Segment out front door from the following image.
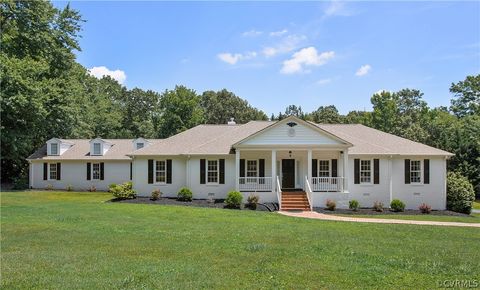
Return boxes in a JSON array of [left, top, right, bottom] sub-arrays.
[[282, 159, 295, 189]]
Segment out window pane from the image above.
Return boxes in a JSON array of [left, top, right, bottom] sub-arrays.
[[360, 160, 371, 183], [136, 143, 144, 150], [93, 143, 101, 155], [318, 160, 329, 177], [51, 144, 58, 155], [155, 160, 166, 183], [207, 160, 218, 183], [247, 160, 257, 178], [49, 163, 57, 179], [92, 163, 100, 180], [410, 160, 421, 183]]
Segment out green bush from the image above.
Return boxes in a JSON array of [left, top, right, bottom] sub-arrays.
[[326, 199, 336, 211], [12, 176, 29, 190], [447, 172, 475, 214], [177, 187, 193, 201], [109, 182, 136, 199], [373, 201, 384, 212], [225, 191, 243, 209], [390, 199, 405, 212], [419, 203, 432, 214], [349, 200, 359, 211], [151, 189, 161, 201], [246, 194, 259, 210]]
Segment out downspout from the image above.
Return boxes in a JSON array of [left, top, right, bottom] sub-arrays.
[[389, 155, 393, 204], [28, 160, 33, 189]]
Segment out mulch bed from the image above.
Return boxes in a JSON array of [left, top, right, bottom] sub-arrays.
[[110, 196, 278, 211], [314, 208, 471, 217]]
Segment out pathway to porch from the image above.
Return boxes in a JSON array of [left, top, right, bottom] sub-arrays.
[[278, 211, 480, 228]]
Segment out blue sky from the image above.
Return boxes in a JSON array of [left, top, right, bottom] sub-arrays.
[[56, 1, 479, 115]]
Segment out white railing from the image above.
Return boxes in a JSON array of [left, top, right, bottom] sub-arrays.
[[238, 177, 272, 191], [304, 176, 313, 211], [311, 177, 344, 192], [276, 176, 282, 210]]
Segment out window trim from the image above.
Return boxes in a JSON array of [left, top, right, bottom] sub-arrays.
[[50, 143, 59, 155], [359, 159, 372, 184], [91, 163, 101, 180], [48, 163, 58, 180], [410, 159, 423, 184], [206, 159, 219, 185], [93, 143, 102, 155], [154, 160, 167, 184], [317, 159, 331, 178]]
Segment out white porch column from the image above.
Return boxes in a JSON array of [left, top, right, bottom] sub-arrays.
[[307, 149, 312, 183], [235, 149, 240, 191], [271, 149, 277, 192], [343, 148, 349, 192]]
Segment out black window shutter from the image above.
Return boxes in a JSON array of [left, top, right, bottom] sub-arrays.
[[404, 159, 410, 184], [354, 159, 360, 184], [100, 162, 104, 180], [130, 162, 132, 180], [373, 159, 379, 184], [167, 159, 172, 184], [331, 159, 338, 177], [312, 159, 318, 178], [219, 159, 225, 184], [424, 159, 430, 184], [200, 159, 206, 184], [148, 159, 153, 184], [43, 163, 48, 180], [57, 163, 61, 180], [239, 159, 245, 177], [87, 162, 91, 180], [259, 159, 265, 177]]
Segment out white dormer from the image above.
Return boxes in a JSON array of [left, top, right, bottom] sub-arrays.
[[46, 138, 73, 156], [89, 138, 112, 156], [132, 137, 150, 151]]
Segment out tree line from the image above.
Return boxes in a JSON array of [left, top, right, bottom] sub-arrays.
[[1, 1, 479, 197]]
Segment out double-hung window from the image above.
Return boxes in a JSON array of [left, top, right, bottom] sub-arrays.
[[207, 160, 219, 184], [318, 160, 330, 177], [410, 160, 422, 183], [49, 163, 57, 180], [246, 160, 257, 183], [155, 160, 166, 183], [93, 143, 101, 155], [92, 163, 100, 180], [360, 159, 371, 184], [51, 143, 58, 155]]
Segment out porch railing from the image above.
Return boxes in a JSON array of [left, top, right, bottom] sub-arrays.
[[304, 176, 313, 211], [276, 176, 282, 210], [238, 177, 272, 191], [311, 177, 344, 192]]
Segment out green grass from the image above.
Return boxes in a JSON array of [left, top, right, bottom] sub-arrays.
[[2, 191, 480, 289], [474, 200, 480, 210], [335, 213, 480, 223]]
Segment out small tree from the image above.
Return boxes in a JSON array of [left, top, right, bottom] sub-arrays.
[[447, 172, 475, 214]]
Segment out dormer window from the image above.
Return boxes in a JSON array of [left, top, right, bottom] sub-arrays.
[[136, 143, 144, 150], [93, 143, 101, 155], [51, 143, 58, 155]]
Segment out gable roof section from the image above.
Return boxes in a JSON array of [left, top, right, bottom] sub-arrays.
[[233, 116, 352, 147], [315, 123, 454, 156], [28, 139, 163, 160]]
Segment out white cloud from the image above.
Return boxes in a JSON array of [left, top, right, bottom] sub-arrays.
[[324, 1, 353, 17], [281, 47, 335, 74], [242, 29, 262, 37], [262, 34, 306, 58], [88, 66, 126, 84], [217, 51, 257, 65], [316, 78, 332, 85], [270, 29, 288, 37], [355, 64, 371, 76]]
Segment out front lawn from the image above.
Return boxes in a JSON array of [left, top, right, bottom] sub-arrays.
[[2, 191, 480, 289], [335, 213, 480, 223], [474, 200, 480, 210]]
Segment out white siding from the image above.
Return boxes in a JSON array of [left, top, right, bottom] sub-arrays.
[[133, 157, 186, 197], [31, 160, 131, 191], [187, 156, 236, 199], [242, 122, 342, 145]]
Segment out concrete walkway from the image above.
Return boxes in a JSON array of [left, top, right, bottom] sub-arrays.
[[472, 209, 480, 214], [278, 211, 480, 228]]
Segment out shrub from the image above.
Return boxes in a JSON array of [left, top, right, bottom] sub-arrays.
[[177, 187, 193, 201], [373, 201, 384, 212], [110, 182, 136, 199], [45, 184, 53, 191], [349, 200, 359, 211], [12, 176, 29, 190], [326, 199, 336, 211], [246, 194, 259, 210], [390, 199, 405, 212], [225, 191, 243, 209], [66, 184, 73, 192], [419, 203, 432, 214], [88, 185, 97, 192], [447, 172, 475, 214], [151, 189, 161, 201]]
